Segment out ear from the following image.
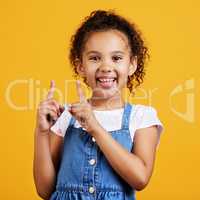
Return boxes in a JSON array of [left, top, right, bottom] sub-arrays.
[[128, 56, 137, 76], [75, 59, 86, 77]]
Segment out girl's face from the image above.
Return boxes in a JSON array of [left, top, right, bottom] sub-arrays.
[[77, 30, 137, 100]]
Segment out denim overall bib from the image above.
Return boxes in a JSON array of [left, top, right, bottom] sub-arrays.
[[50, 102, 136, 200]]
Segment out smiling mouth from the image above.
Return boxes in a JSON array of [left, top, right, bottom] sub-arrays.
[[96, 78, 117, 82], [96, 77, 117, 89]]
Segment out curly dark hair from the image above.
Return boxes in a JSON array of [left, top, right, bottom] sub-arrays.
[[69, 9, 150, 95]]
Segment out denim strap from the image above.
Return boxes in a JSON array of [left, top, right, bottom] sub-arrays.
[[121, 102, 132, 130]]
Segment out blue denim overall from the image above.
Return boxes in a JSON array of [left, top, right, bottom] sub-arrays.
[[50, 102, 136, 200]]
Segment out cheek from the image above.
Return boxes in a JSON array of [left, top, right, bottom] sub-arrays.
[[117, 66, 129, 84], [117, 65, 129, 76], [85, 68, 97, 84]]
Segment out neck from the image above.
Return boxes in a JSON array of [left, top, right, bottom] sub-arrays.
[[88, 93, 125, 110]]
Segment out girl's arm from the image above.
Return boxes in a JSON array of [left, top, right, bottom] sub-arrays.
[[33, 129, 55, 199], [90, 124, 159, 191], [33, 80, 64, 200], [33, 129, 63, 200]]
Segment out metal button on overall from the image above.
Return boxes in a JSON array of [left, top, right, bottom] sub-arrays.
[[89, 186, 95, 193], [92, 137, 96, 142], [89, 158, 96, 165]]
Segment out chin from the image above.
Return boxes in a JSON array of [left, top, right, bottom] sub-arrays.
[[92, 86, 121, 100]]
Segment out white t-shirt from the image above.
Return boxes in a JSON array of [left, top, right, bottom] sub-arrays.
[[50, 103, 164, 148]]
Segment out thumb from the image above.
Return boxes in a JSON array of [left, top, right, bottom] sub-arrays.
[[46, 80, 55, 100]]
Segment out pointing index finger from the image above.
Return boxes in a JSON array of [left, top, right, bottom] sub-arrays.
[[47, 80, 55, 100], [76, 80, 86, 103]]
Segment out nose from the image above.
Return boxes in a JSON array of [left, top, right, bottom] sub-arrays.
[[99, 66, 112, 73], [98, 60, 114, 73]]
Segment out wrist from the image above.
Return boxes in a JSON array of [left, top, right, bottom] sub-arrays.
[[89, 120, 102, 137], [35, 127, 49, 136]]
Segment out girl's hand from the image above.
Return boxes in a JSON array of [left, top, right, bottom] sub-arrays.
[[68, 80, 99, 134], [35, 80, 64, 135]]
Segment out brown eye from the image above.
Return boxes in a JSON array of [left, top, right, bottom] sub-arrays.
[[112, 56, 122, 62], [89, 56, 100, 61]]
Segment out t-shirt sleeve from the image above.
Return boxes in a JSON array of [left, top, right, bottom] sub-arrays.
[[50, 104, 72, 137], [136, 106, 164, 148]]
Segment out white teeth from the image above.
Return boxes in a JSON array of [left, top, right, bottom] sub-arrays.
[[97, 78, 115, 82]]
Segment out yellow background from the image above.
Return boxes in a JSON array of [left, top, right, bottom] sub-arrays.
[[1, 0, 200, 199]]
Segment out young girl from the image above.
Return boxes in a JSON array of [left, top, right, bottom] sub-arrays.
[[33, 10, 164, 200]]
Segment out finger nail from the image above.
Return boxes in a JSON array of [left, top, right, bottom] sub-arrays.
[[59, 106, 64, 112], [52, 118, 56, 123]]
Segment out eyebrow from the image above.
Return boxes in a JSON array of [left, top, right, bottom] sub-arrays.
[[86, 50, 125, 55]]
